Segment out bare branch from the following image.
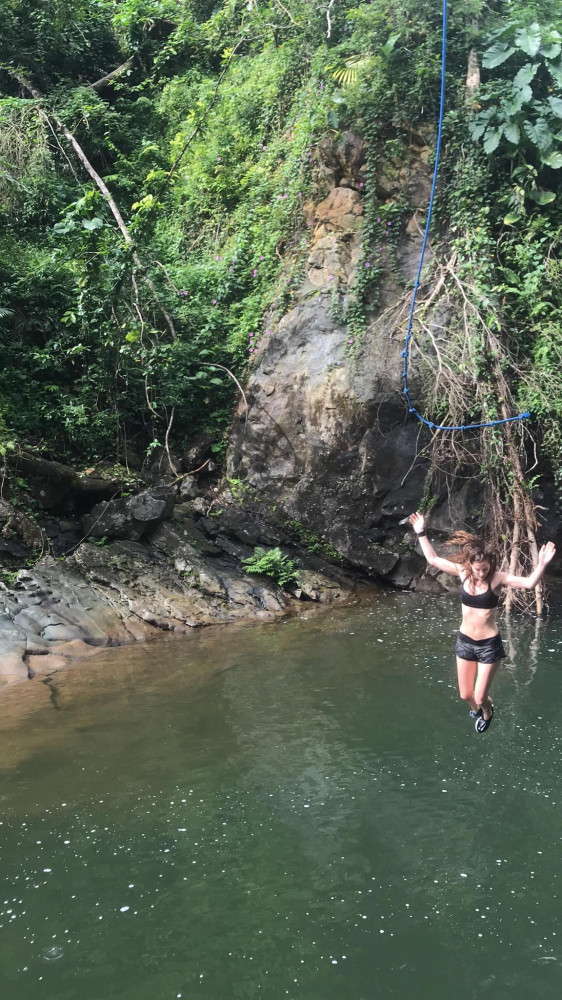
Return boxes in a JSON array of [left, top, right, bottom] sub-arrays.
[[88, 58, 134, 91], [325, 0, 335, 39], [200, 363, 249, 427], [164, 407, 179, 476]]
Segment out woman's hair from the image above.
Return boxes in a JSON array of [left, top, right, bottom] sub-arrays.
[[444, 530, 498, 581]]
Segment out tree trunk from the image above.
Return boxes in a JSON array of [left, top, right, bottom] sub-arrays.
[[465, 19, 480, 97]]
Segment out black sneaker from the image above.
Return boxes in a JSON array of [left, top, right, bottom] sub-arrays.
[[475, 705, 494, 733]]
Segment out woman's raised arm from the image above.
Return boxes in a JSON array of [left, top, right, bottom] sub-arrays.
[[497, 541, 556, 589], [408, 512, 462, 577]]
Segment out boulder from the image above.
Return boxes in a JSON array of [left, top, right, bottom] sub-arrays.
[[295, 569, 352, 603], [82, 487, 175, 541]]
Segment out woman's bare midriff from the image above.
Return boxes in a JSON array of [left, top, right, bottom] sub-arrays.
[[460, 605, 499, 641]]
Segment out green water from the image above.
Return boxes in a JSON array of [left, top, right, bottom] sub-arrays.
[[1, 592, 561, 1000]]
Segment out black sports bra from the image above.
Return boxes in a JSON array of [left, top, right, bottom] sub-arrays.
[[460, 580, 499, 609]]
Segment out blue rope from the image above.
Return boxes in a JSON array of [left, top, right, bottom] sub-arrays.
[[401, 0, 530, 432]]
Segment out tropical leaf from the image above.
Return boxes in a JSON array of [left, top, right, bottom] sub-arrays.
[[540, 150, 562, 168], [513, 62, 539, 88], [483, 127, 502, 154], [523, 118, 554, 151], [381, 32, 400, 59], [527, 188, 556, 204], [515, 23, 542, 58], [486, 22, 519, 43], [503, 90, 525, 115], [326, 108, 339, 129], [540, 43, 561, 60], [503, 211, 524, 225], [540, 29, 562, 59], [332, 66, 357, 86], [516, 84, 533, 104], [82, 216, 103, 230], [469, 121, 487, 142], [482, 42, 516, 69], [547, 96, 562, 118], [503, 122, 521, 145], [548, 57, 562, 87], [330, 55, 372, 88]]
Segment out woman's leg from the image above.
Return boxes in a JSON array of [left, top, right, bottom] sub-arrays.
[[456, 657, 479, 712], [474, 660, 500, 721]]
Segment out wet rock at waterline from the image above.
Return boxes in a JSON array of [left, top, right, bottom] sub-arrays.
[[0, 497, 355, 682]]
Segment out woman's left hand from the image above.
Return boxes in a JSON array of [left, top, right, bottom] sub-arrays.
[[539, 541, 556, 565]]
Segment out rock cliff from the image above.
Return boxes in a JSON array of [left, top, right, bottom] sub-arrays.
[[228, 131, 459, 587]]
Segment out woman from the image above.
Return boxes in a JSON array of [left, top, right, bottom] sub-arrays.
[[409, 512, 556, 733]]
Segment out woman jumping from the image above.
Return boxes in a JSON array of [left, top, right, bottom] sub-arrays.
[[409, 512, 556, 732]]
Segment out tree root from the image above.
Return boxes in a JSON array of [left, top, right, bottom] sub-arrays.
[[396, 255, 546, 614]]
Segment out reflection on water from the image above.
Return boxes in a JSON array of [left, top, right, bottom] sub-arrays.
[[0, 592, 561, 1000]]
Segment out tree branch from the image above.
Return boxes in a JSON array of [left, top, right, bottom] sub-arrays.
[[88, 58, 134, 91], [3, 64, 176, 340]]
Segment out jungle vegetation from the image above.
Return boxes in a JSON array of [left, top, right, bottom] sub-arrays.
[[1, 1, 561, 605]]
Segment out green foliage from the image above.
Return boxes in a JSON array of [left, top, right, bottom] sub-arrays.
[[0, 0, 561, 510], [470, 17, 562, 223], [0, 411, 16, 456], [242, 546, 299, 588], [284, 518, 342, 562]]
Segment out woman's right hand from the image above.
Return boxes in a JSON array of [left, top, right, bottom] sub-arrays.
[[409, 511, 425, 534]]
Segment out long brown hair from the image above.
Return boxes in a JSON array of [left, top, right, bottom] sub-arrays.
[[444, 531, 498, 583]]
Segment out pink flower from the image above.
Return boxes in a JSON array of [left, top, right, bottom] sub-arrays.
[[387, 221, 392, 226], [283, 193, 287, 199], [359, 182, 364, 188], [249, 333, 254, 339], [259, 255, 264, 260], [249, 347, 254, 353], [253, 269, 257, 276], [262, 145, 267, 150], [328, 275, 334, 280], [214, 255, 220, 260], [298, 192, 302, 197], [365, 262, 371, 267], [228, 267, 233, 271], [212, 299, 217, 304], [217, 156, 222, 161], [349, 338, 354, 344], [376, 217, 381, 222]]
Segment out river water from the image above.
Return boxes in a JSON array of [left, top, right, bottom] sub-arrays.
[[0, 592, 561, 1000]]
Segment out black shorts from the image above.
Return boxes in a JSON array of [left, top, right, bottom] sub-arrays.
[[454, 631, 506, 664]]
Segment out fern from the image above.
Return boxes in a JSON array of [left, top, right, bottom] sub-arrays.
[[242, 547, 299, 587]]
